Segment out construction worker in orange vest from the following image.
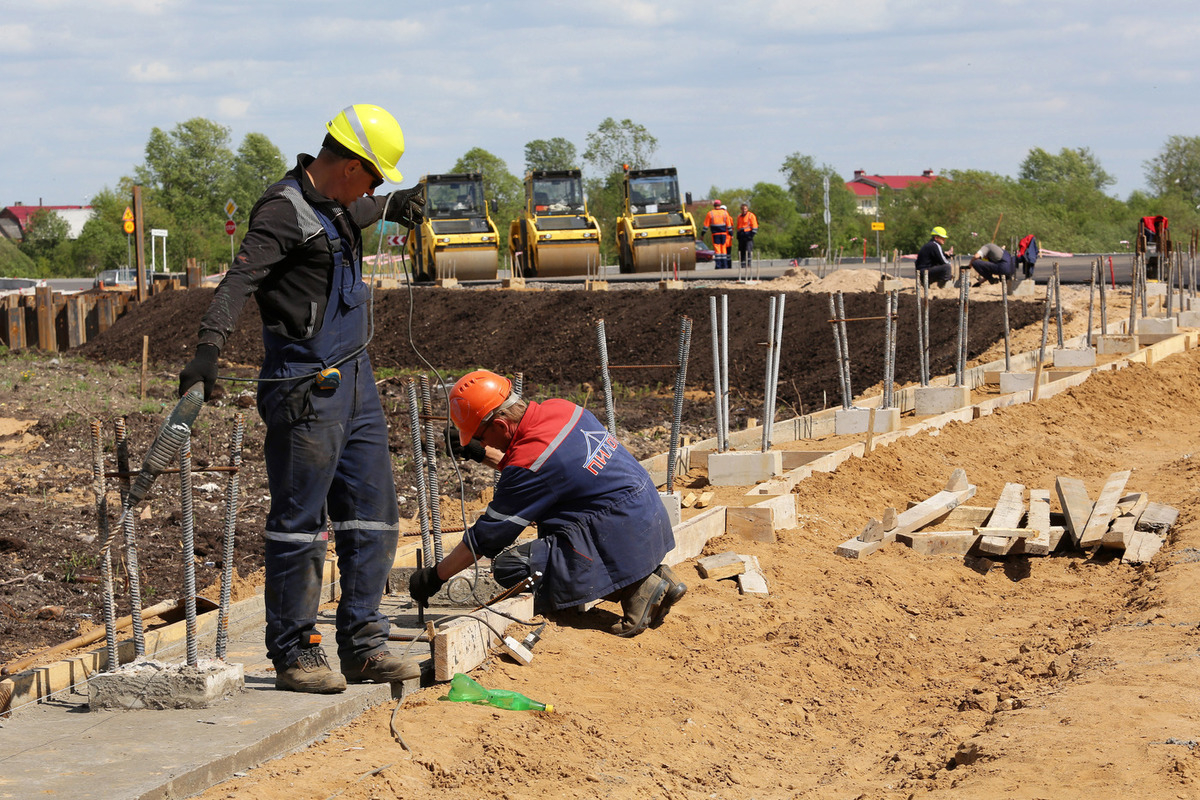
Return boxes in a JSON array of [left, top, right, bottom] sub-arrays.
[[736, 202, 759, 270], [702, 200, 734, 269]]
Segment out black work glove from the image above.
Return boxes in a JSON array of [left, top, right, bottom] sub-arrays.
[[385, 185, 425, 228], [179, 343, 219, 400], [445, 426, 486, 462], [409, 566, 446, 608]]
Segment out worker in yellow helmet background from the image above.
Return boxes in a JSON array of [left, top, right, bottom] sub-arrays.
[[915, 225, 955, 288], [179, 104, 425, 694]]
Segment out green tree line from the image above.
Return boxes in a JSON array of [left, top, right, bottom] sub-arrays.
[[4, 118, 1198, 278]]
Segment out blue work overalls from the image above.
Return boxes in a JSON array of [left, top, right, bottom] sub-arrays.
[[256, 180, 399, 669]]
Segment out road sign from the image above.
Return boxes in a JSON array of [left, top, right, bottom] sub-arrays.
[[224, 220, 236, 235], [871, 221, 885, 231], [122, 220, 135, 234], [224, 199, 237, 218], [122, 206, 134, 222], [385, 234, 407, 246]]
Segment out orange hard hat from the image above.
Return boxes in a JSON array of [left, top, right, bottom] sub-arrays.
[[449, 370, 513, 446]]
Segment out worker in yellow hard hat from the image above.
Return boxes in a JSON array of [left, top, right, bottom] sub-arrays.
[[179, 104, 425, 694], [915, 225, 955, 288]]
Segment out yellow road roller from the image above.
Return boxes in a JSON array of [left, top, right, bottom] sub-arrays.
[[614, 166, 696, 274], [406, 173, 500, 282], [508, 169, 602, 277]]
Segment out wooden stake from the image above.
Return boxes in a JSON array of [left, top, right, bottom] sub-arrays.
[[864, 406, 876, 453], [140, 335, 150, 400]]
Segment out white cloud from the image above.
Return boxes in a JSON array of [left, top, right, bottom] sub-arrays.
[[0, 24, 35, 53], [127, 61, 177, 83], [217, 97, 251, 119]]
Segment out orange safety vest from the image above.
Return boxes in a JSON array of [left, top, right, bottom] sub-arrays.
[[704, 208, 733, 232], [737, 211, 758, 232]]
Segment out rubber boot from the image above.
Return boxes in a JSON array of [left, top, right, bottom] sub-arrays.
[[275, 645, 347, 694], [609, 572, 669, 638], [650, 564, 687, 628], [341, 650, 422, 684]]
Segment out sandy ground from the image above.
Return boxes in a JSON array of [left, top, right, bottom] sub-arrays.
[[190, 300, 1200, 799]]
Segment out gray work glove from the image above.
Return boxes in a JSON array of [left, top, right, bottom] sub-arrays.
[[179, 343, 219, 400], [385, 185, 425, 228]]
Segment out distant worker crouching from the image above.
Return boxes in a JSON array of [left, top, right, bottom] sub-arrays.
[[736, 202, 759, 271], [915, 226, 955, 288], [409, 370, 687, 638], [968, 242, 1015, 285], [703, 200, 735, 270]]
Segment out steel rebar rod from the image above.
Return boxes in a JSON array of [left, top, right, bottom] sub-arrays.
[[1001, 276, 1012, 373], [914, 273, 926, 387], [709, 297, 725, 453], [1054, 263, 1064, 348], [1086, 261, 1096, 348], [666, 316, 692, 492], [1100, 256, 1108, 335], [1167, 251, 1175, 316], [922, 270, 932, 386], [596, 319, 616, 436], [837, 292, 853, 406], [1139, 256, 1148, 318], [215, 413, 244, 661], [91, 419, 118, 672], [405, 380, 433, 566], [955, 269, 968, 386], [889, 289, 899, 407], [720, 294, 730, 449], [114, 417, 144, 656], [761, 296, 776, 451], [1039, 275, 1054, 366], [768, 293, 786, 444], [421, 375, 443, 562], [828, 295, 848, 409], [179, 437, 198, 668], [882, 291, 893, 409], [1130, 257, 1139, 336]]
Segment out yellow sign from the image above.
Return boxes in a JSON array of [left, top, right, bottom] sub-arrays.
[[871, 221, 885, 231], [122, 206, 134, 222], [224, 198, 238, 218], [122, 220, 135, 234]]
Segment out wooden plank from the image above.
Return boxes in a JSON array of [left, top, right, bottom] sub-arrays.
[[1027, 489, 1052, 532], [736, 555, 769, 595], [696, 551, 745, 580], [836, 537, 884, 559], [694, 491, 715, 509], [986, 483, 1026, 528], [892, 484, 977, 537], [974, 527, 1031, 540], [665, 506, 726, 566], [1137, 502, 1179, 535], [978, 536, 1017, 556], [1055, 477, 1093, 547], [433, 594, 533, 682], [1114, 492, 1150, 521], [726, 506, 774, 543], [1011, 527, 1051, 556], [1047, 525, 1068, 550], [926, 505, 994, 530], [1079, 471, 1131, 548], [1121, 531, 1164, 566], [897, 530, 979, 556], [680, 492, 697, 509], [752, 494, 797, 531], [1102, 515, 1137, 550]]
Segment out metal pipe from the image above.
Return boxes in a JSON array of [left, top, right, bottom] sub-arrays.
[[837, 292, 853, 407], [889, 289, 899, 404], [114, 417, 144, 656], [1086, 261, 1096, 347], [405, 380, 433, 567], [761, 297, 776, 452], [91, 419, 118, 672], [1001, 276, 1011, 373], [216, 413, 244, 661], [1100, 256, 1108, 334], [666, 316, 692, 492], [720, 294, 730, 450], [1129, 256, 1139, 336], [596, 319, 616, 436], [179, 437, 198, 668], [955, 270, 967, 386], [709, 297, 725, 453]]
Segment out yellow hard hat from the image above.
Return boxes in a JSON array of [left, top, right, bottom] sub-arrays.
[[930, 226, 948, 238], [326, 104, 405, 183]]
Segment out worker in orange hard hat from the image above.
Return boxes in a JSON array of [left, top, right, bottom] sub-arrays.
[[179, 104, 427, 695], [703, 200, 735, 269], [411, 369, 687, 638]]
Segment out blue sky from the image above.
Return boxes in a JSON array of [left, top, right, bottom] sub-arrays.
[[3, 1, 1197, 210]]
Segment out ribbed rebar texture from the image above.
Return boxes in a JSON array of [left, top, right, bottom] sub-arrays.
[[761, 296, 777, 452], [882, 291, 894, 409], [1139, 256, 1148, 318], [216, 413, 244, 661], [829, 294, 849, 410], [1100, 258, 1108, 332], [1130, 257, 1139, 335], [888, 290, 899, 408], [126, 386, 205, 510], [768, 293, 785, 444], [1054, 263, 1064, 349], [91, 420, 118, 673], [1039, 275, 1054, 365], [1086, 261, 1096, 345], [179, 437, 198, 668], [922, 271, 932, 386], [666, 316, 692, 492], [955, 269, 968, 386], [837, 292, 853, 408], [114, 417, 144, 656], [421, 375, 443, 562], [720, 295, 730, 450], [1001, 276, 1012, 373], [596, 319, 616, 436], [405, 380, 433, 566], [709, 297, 725, 453]]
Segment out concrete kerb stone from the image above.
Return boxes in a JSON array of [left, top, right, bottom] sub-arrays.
[[1052, 347, 1097, 368], [834, 406, 901, 435]]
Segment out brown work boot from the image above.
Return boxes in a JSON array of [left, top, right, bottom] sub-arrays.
[[609, 571, 669, 638], [275, 646, 347, 694], [650, 564, 687, 628], [341, 650, 422, 684]]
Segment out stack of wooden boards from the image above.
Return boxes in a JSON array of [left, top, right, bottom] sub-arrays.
[[695, 551, 769, 595], [836, 469, 1179, 566]]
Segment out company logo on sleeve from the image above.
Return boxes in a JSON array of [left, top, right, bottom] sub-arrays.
[[581, 430, 619, 475]]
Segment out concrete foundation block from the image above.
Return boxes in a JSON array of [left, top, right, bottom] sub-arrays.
[[584, 280, 610, 291], [707, 450, 783, 486], [914, 384, 971, 416], [501, 277, 526, 289], [435, 278, 459, 288], [1009, 279, 1038, 297], [1177, 310, 1200, 328], [88, 658, 244, 711], [1052, 347, 1096, 368], [658, 491, 682, 526], [1144, 282, 1167, 297], [1136, 317, 1177, 335], [999, 372, 1043, 394], [834, 406, 901, 435], [1094, 335, 1138, 355], [657, 279, 684, 291]]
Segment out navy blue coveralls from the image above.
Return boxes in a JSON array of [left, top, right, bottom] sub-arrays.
[[467, 400, 674, 610], [915, 237, 954, 286], [198, 158, 398, 670]]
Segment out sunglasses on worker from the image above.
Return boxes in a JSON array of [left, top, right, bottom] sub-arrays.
[[358, 159, 384, 191]]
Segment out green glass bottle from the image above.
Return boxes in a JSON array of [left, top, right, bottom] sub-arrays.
[[443, 672, 554, 712]]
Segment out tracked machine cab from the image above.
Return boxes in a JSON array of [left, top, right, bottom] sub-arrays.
[[508, 170, 602, 277], [615, 166, 697, 273], [406, 173, 499, 282]]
